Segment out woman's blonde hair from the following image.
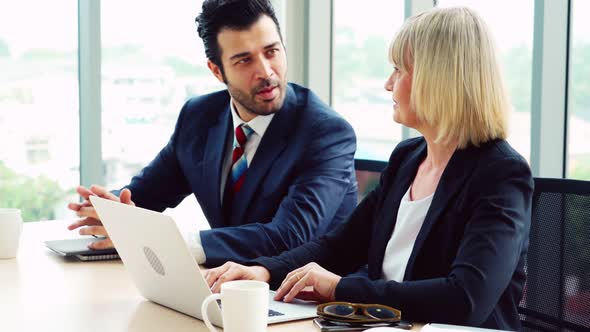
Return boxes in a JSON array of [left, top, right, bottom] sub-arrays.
[[390, 7, 509, 148]]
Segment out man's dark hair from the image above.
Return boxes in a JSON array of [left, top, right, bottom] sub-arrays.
[[195, 0, 283, 70]]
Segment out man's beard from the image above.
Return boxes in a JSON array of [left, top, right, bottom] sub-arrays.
[[226, 77, 286, 116]]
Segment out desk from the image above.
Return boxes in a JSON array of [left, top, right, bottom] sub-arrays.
[[1, 221, 421, 332]]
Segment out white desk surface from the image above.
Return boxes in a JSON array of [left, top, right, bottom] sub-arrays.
[[0, 220, 421, 332]]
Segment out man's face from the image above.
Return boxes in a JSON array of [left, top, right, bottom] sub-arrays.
[[208, 15, 287, 120]]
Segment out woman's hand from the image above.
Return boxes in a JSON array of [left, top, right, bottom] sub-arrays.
[[204, 262, 271, 293], [274, 262, 341, 303]]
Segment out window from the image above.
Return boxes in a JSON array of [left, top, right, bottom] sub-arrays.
[[0, 1, 79, 222], [437, 0, 534, 162], [101, 0, 222, 225], [332, 0, 405, 161], [101, 0, 222, 189], [567, 0, 590, 180]]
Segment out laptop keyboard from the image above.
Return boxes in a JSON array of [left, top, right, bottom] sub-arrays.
[[268, 309, 285, 317], [220, 301, 284, 317]]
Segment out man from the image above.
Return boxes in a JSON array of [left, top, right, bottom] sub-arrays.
[[68, 0, 357, 267]]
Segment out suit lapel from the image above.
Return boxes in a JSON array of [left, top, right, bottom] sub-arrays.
[[229, 86, 297, 226], [370, 140, 427, 275], [402, 145, 480, 280], [203, 104, 232, 228]]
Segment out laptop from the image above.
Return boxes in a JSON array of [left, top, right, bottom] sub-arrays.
[[45, 238, 119, 261], [89, 196, 317, 327]]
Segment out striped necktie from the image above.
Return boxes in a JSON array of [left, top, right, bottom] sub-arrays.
[[229, 123, 254, 193]]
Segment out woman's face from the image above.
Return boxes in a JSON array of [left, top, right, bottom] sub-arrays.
[[384, 64, 419, 128]]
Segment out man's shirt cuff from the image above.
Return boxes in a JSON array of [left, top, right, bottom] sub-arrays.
[[183, 231, 206, 264]]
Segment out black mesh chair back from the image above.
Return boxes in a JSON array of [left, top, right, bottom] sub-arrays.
[[354, 159, 387, 202], [350, 159, 388, 278], [519, 177, 590, 331]]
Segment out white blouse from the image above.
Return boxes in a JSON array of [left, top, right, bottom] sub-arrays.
[[381, 185, 434, 282]]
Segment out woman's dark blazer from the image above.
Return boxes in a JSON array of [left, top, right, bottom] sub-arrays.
[[251, 137, 533, 330]]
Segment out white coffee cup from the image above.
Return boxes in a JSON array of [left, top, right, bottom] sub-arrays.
[[201, 280, 269, 332], [0, 209, 23, 259]]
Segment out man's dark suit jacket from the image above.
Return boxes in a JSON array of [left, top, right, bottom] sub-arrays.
[[252, 137, 533, 330], [123, 83, 358, 266]]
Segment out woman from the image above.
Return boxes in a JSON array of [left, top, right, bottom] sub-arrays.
[[204, 7, 532, 330]]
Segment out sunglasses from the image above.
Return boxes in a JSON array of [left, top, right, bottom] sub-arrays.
[[316, 301, 401, 324]]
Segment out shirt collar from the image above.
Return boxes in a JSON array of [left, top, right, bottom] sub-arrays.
[[230, 100, 275, 138]]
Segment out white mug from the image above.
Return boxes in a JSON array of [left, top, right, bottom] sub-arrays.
[[201, 280, 269, 332], [0, 209, 23, 259]]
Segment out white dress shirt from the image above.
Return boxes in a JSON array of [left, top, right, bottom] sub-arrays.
[[381, 185, 434, 282], [184, 101, 275, 264]]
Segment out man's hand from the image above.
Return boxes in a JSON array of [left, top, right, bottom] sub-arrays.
[[204, 262, 271, 293], [274, 262, 341, 303], [66, 185, 134, 249]]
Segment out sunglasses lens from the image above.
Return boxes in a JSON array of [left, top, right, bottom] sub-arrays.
[[323, 304, 355, 317], [366, 306, 398, 319]]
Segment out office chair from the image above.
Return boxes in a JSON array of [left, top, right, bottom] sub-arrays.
[[348, 159, 388, 278], [519, 177, 590, 331], [354, 159, 387, 202]]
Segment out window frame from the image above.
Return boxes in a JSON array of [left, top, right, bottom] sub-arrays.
[[78, 0, 576, 183]]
